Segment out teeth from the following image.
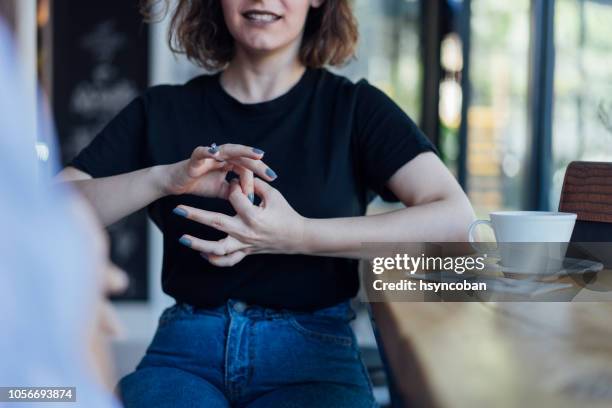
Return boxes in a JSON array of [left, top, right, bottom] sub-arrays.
[[245, 12, 279, 22]]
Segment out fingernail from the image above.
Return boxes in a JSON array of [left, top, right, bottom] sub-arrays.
[[179, 237, 192, 248], [173, 207, 188, 217], [252, 148, 265, 155], [208, 143, 219, 154], [201, 253, 209, 260], [265, 168, 278, 180], [248, 193, 255, 203]]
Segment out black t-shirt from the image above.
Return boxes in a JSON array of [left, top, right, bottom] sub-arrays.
[[70, 68, 435, 311]]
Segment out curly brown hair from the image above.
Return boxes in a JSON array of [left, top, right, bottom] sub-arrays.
[[141, 0, 358, 71]]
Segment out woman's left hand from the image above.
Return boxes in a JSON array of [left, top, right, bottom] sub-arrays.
[[174, 178, 306, 266]]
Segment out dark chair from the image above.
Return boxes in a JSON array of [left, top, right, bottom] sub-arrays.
[[558, 161, 612, 242], [559, 161, 612, 271]]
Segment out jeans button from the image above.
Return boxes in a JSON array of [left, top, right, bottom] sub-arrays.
[[233, 301, 247, 313]]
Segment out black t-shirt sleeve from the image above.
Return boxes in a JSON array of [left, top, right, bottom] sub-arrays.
[[354, 81, 437, 201], [68, 96, 148, 177]]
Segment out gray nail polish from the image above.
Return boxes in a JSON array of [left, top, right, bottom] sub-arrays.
[[179, 237, 192, 248], [173, 208, 188, 217], [248, 193, 255, 203], [201, 253, 209, 260], [252, 148, 265, 155], [265, 168, 278, 180]]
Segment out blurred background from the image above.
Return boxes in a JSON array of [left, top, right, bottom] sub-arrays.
[[4, 0, 612, 405]]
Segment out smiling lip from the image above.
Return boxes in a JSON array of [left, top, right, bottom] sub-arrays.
[[241, 10, 282, 24]]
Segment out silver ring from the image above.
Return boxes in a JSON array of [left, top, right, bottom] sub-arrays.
[[208, 143, 219, 154]]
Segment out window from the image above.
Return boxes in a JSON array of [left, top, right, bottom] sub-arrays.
[[337, 0, 422, 121], [551, 0, 612, 208], [467, 0, 531, 217]]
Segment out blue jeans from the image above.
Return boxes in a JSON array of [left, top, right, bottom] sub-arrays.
[[118, 300, 376, 407]]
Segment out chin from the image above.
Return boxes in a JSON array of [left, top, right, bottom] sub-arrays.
[[237, 34, 295, 55]]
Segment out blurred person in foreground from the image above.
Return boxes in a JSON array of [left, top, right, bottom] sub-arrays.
[[0, 16, 126, 408], [59, 0, 475, 406]]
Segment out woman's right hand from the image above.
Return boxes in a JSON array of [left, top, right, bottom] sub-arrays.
[[160, 144, 277, 200]]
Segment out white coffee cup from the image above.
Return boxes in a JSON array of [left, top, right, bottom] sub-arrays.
[[468, 211, 577, 273]]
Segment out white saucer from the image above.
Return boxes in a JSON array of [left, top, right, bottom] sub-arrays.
[[488, 257, 604, 276]]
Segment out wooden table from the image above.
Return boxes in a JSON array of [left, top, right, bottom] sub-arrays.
[[371, 270, 612, 408]]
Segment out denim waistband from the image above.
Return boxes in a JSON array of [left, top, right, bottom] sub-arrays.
[[168, 299, 355, 322]]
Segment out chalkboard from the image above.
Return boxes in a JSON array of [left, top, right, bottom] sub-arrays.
[[52, 0, 149, 301]]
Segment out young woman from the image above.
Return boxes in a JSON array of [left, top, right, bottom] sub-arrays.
[[60, 0, 474, 406]]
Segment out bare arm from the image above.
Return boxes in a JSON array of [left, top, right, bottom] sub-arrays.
[[57, 165, 168, 227], [57, 144, 276, 227], [300, 152, 475, 258]]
